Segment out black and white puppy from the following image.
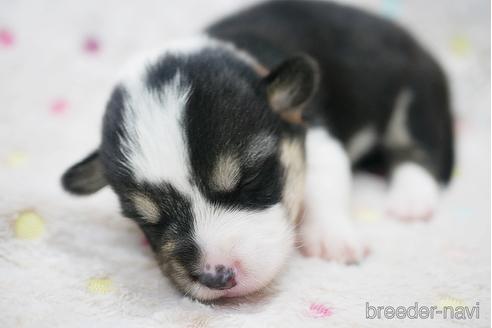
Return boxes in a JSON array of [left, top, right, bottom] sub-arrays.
[[62, 0, 454, 301]]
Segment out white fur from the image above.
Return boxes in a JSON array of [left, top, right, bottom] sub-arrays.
[[119, 44, 294, 300], [1, 1, 488, 326], [387, 162, 440, 221], [119, 35, 270, 190], [382, 89, 442, 220], [119, 36, 229, 190], [298, 129, 366, 263], [121, 72, 192, 191], [191, 194, 294, 300]]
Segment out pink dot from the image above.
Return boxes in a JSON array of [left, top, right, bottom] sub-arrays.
[[83, 36, 100, 54], [308, 303, 333, 318], [50, 99, 69, 115], [0, 29, 15, 47]]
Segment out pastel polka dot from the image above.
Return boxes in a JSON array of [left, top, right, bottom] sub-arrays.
[[308, 303, 333, 318], [381, 0, 401, 17], [14, 211, 45, 240], [354, 208, 380, 223], [50, 98, 69, 115], [6, 151, 28, 168], [450, 35, 471, 57], [87, 277, 113, 294], [83, 36, 101, 54], [0, 29, 15, 47], [437, 296, 466, 309]]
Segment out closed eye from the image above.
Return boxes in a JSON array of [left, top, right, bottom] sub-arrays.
[[234, 156, 283, 207]]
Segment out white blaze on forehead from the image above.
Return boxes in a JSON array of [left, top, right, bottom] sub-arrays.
[[121, 72, 191, 189], [117, 35, 270, 192], [118, 37, 219, 191]]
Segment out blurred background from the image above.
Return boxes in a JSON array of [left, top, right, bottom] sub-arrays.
[[0, 0, 489, 194], [0, 1, 490, 327]]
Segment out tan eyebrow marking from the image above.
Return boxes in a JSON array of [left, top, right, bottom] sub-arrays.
[[279, 138, 306, 224], [246, 133, 276, 165], [211, 153, 241, 192], [132, 193, 160, 223]]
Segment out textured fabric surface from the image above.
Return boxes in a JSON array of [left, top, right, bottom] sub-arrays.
[[0, 0, 490, 327]]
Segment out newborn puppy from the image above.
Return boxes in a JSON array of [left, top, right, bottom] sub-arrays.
[[62, 0, 454, 300]]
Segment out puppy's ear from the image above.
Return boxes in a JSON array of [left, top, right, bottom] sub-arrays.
[[61, 150, 107, 195], [264, 54, 319, 124]]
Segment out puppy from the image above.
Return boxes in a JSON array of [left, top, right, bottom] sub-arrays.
[[62, 0, 454, 301]]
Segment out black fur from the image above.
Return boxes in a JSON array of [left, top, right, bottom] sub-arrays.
[[208, 0, 454, 182], [265, 54, 320, 112], [61, 150, 107, 194], [64, 48, 306, 280]]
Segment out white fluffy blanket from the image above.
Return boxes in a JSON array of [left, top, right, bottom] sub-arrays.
[[0, 0, 489, 327]]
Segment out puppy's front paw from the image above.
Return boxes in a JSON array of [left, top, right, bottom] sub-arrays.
[[297, 217, 368, 264], [386, 163, 439, 221]]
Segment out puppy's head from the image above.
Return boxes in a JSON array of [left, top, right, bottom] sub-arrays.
[[62, 38, 319, 300]]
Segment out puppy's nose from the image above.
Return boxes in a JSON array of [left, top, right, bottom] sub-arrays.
[[198, 264, 236, 290]]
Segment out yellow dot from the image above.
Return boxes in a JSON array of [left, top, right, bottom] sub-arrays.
[[6, 151, 28, 168], [437, 296, 466, 309], [453, 167, 461, 178], [14, 211, 45, 240], [87, 277, 113, 294], [354, 208, 380, 223], [450, 35, 471, 57]]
